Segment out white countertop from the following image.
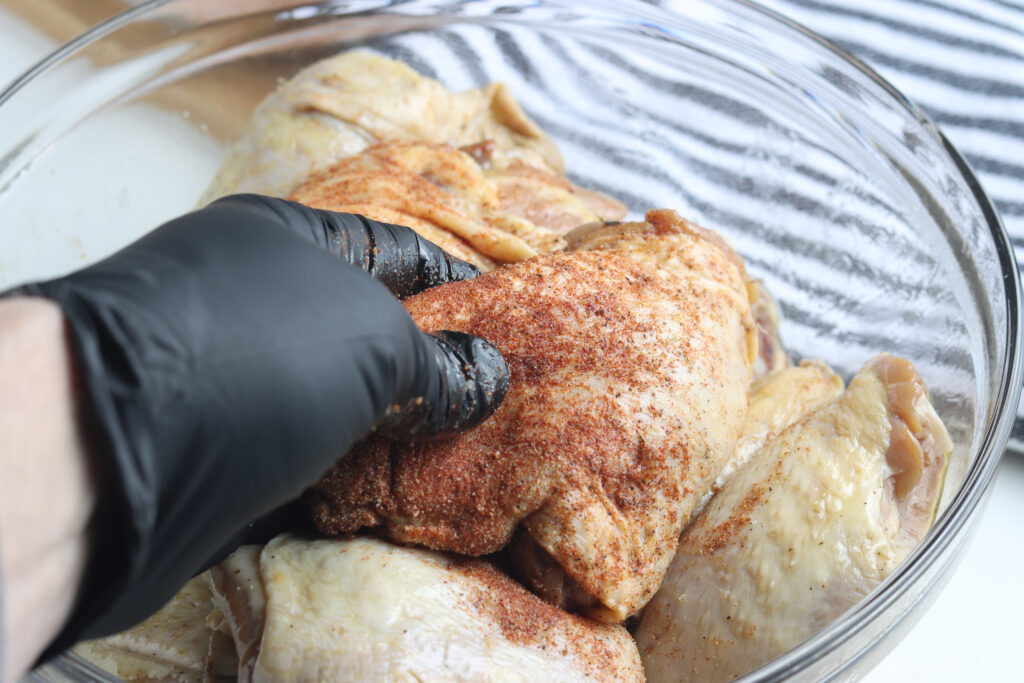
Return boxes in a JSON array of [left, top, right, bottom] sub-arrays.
[[2, 5, 1022, 681]]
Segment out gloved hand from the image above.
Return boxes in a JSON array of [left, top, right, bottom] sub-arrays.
[[10, 194, 509, 653]]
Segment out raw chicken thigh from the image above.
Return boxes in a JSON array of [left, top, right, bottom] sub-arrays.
[[206, 52, 627, 271], [72, 45, 958, 683], [207, 536, 643, 683], [200, 52, 565, 203], [75, 534, 642, 682], [311, 209, 757, 622], [634, 354, 952, 682], [715, 359, 843, 490], [287, 141, 603, 268], [73, 575, 237, 682]]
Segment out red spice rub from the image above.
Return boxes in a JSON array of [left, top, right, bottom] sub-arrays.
[[445, 556, 642, 680], [310, 210, 755, 621]]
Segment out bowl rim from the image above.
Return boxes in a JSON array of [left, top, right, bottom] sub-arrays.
[[5, 0, 1021, 680], [703, 0, 1024, 675]]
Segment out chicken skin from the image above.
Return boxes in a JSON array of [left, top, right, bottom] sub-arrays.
[[200, 52, 565, 203], [311, 209, 756, 621], [715, 359, 843, 491], [207, 536, 643, 683], [288, 141, 626, 270], [74, 575, 237, 682], [77, 535, 642, 682], [634, 354, 952, 681], [82, 45, 960, 682], [203, 51, 626, 269]]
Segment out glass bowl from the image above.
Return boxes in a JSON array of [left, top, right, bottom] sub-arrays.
[[3, 0, 1019, 680]]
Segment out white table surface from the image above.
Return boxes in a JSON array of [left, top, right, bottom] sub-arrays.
[[2, 5, 1022, 681]]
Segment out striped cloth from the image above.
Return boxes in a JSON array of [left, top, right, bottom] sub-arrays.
[[6, 1, 1021, 452], [360, 0, 1021, 458], [716, 0, 1024, 454]]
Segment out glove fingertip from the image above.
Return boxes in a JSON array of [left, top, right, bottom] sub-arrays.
[[448, 257, 482, 284], [376, 330, 509, 441], [438, 330, 509, 416]]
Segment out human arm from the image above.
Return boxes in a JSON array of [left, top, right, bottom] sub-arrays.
[[0, 299, 98, 683], [0, 196, 509, 680]]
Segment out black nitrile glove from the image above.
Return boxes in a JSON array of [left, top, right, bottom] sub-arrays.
[[11, 194, 509, 653]]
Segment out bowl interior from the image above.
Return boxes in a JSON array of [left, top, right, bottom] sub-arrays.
[[2, 1, 1018, 680]]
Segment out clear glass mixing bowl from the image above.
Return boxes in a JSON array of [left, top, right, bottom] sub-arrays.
[[2, 0, 1019, 680]]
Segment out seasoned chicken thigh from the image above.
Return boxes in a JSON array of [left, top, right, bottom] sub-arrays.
[[204, 50, 626, 270], [288, 141, 625, 270], [207, 536, 643, 683], [634, 354, 952, 682], [484, 158, 627, 233], [311, 209, 756, 621], [289, 142, 560, 267]]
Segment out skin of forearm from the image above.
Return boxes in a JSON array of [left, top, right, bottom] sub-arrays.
[[0, 298, 97, 683]]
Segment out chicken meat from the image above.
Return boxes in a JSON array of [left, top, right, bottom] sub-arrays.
[[202, 51, 626, 270], [634, 354, 952, 681], [73, 574, 237, 682], [747, 279, 790, 380], [715, 359, 843, 491], [288, 141, 625, 270], [200, 51, 565, 203], [310, 209, 757, 622], [206, 535, 643, 683]]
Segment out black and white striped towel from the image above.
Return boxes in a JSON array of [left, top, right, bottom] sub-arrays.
[[726, 0, 1024, 453], [10, 0, 1023, 451], [349, 0, 1024, 455]]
